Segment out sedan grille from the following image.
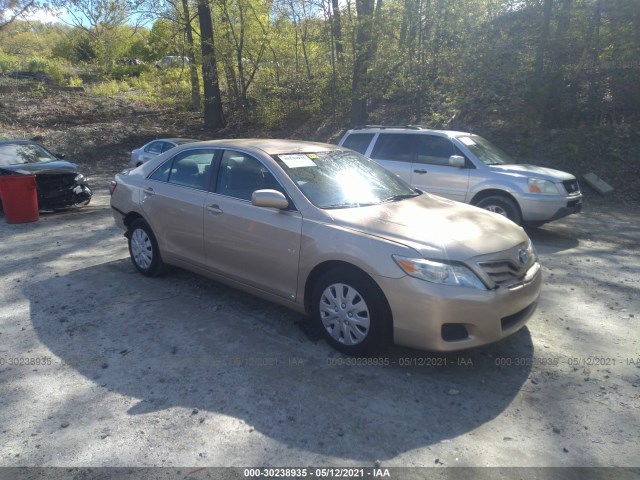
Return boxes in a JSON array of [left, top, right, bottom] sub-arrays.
[[562, 179, 580, 195], [478, 260, 522, 286], [476, 242, 537, 288]]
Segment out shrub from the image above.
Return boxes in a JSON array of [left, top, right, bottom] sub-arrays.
[[25, 58, 67, 84], [0, 52, 19, 73], [87, 79, 131, 96]]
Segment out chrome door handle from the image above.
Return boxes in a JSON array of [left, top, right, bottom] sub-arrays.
[[207, 204, 223, 214], [142, 187, 155, 195], [413, 169, 428, 174]]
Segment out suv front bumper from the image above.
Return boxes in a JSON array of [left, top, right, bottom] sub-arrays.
[[518, 192, 583, 222]]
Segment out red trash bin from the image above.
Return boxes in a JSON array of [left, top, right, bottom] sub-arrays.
[[0, 174, 39, 224]]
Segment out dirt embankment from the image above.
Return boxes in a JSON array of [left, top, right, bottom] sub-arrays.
[[1, 85, 638, 205]]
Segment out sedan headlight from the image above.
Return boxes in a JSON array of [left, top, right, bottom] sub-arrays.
[[528, 177, 560, 194], [392, 255, 487, 290]]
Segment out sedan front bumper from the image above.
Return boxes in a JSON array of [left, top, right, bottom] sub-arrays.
[[375, 262, 542, 351]]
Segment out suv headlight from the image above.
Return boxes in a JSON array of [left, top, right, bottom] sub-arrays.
[[528, 177, 560, 194], [392, 255, 487, 290]]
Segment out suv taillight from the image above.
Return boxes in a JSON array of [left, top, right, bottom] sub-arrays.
[[109, 180, 117, 195]]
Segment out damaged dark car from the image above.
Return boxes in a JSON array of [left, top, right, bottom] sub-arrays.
[[0, 140, 92, 210]]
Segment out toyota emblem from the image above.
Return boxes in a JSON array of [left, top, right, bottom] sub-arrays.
[[518, 248, 529, 265]]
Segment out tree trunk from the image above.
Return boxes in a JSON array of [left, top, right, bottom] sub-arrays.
[[181, 0, 201, 112], [331, 0, 343, 61], [350, 0, 376, 126], [198, 0, 225, 129], [535, 0, 553, 81], [587, 0, 602, 122]]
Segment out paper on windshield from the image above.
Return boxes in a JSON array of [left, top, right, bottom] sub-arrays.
[[278, 154, 317, 168], [459, 137, 476, 146]]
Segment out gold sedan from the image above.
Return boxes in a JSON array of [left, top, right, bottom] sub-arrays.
[[110, 139, 541, 355]]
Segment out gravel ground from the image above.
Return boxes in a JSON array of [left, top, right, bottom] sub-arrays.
[[0, 179, 638, 470]]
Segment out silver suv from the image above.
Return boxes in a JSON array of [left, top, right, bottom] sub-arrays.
[[338, 126, 583, 226]]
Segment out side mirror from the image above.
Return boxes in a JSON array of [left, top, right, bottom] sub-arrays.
[[251, 189, 289, 209], [449, 155, 465, 168], [55, 153, 66, 159]]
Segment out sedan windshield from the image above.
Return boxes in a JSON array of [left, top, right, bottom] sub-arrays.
[[274, 149, 419, 208], [457, 135, 516, 165], [0, 143, 56, 166]]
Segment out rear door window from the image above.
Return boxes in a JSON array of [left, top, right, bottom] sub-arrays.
[[370, 134, 416, 163], [144, 141, 164, 154], [342, 133, 375, 154], [149, 149, 216, 190], [161, 141, 176, 152]]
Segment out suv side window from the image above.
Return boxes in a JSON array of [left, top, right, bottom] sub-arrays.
[[416, 135, 457, 166], [342, 133, 375, 154], [370, 134, 416, 162]]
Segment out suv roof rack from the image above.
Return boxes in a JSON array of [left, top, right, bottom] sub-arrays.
[[353, 125, 429, 130]]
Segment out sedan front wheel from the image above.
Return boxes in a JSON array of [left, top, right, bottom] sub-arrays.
[[312, 267, 392, 355]]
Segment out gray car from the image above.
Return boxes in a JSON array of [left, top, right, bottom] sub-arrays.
[[110, 139, 541, 355], [129, 138, 198, 167], [339, 126, 583, 226]]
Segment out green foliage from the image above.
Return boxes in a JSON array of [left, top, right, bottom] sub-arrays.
[[26, 58, 67, 84], [2, 0, 639, 131], [87, 79, 131, 95], [111, 63, 150, 80], [67, 76, 84, 87], [127, 69, 193, 110], [0, 51, 19, 73]]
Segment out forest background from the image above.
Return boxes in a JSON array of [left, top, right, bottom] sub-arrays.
[[1, 0, 639, 201]]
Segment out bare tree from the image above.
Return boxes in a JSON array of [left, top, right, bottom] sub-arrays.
[[53, 0, 152, 69], [0, 0, 37, 30]]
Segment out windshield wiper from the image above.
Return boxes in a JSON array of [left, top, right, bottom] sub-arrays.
[[382, 192, 421, 203], [323, 202, 379, 209]]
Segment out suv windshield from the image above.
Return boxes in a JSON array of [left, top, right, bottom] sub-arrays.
[[458, 135, 516, 165], [0, 143, 56, 166], [273, 149, 419, 209]]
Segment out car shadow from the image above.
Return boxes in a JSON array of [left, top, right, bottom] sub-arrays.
[[27, 259, 534, 462]]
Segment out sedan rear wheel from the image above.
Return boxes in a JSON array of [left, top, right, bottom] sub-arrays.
[[312, 267, 391, 355], [128, 219, 165, 276]]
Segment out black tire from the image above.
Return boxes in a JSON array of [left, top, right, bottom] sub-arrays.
[[311, 267, 392, 355], [127, 218, 165, 276], [475, 195, 522, 225], [523, 220, 545, 230]]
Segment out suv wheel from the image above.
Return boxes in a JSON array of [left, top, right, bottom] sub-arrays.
[[475, 195, 522, 225]]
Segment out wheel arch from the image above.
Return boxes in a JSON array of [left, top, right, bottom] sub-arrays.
[[303, 260, 393, 325], [471, 188, 522, 213], [122, 211, 145, 237]]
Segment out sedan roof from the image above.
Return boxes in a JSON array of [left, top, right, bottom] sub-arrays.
[[192, 138, 340, 156]]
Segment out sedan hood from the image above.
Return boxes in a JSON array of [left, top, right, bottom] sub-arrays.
[[0, 160, 80, 175], [326, 194, 529, 261], [489, 163, 575, 181]]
